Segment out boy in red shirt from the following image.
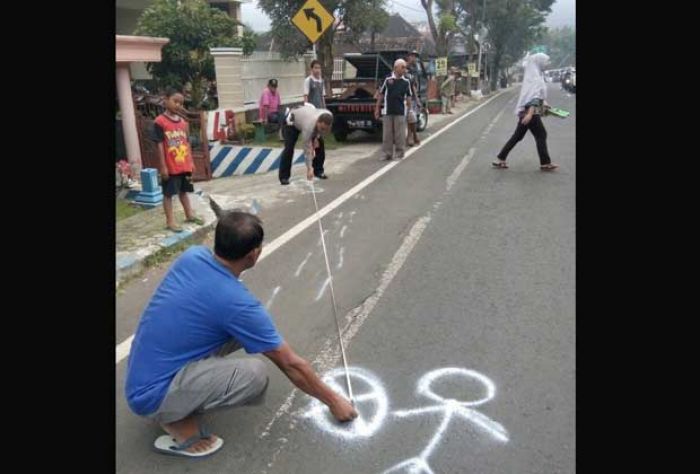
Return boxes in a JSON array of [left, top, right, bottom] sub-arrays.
[[151, 88, 204, 232]]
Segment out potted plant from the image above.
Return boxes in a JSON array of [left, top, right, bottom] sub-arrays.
[[427, 99, 442, 114]]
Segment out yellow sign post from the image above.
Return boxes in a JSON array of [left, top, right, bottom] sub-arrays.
[[436, 57, 448, 76], [291, 0, 335, 44]]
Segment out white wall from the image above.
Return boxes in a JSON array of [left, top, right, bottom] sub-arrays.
[[240, 52, 310, 109]]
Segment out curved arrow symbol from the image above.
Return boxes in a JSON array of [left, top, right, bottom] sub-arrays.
[[304, 8, 322, 33]]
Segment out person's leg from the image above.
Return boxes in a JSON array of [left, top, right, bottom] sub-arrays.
[[151, 355, 269, 454], [179, 192, 194, 219], [528, 115, 554, 166], [412, 110, 421, 144], [162, 177, 181, 231], [279, 125, 299, 183], [382, 115, 393, 159], [312, 137, 326, 177], [162, 195, 177, 230], [406, 111, 416, 146], [176, 176, 201, 223], [394, 116, 407, 158], [496, 119, 529, 163]]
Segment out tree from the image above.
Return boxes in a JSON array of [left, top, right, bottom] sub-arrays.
[[257, 0, 389, 93], [420, 0, 461, 58], [540, 26, 575, 68], [483, 0, 554, 90], [135, 0, 256, 109], [341, 0, 389, 52]]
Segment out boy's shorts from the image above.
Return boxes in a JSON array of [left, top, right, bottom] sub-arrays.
[[162, 173, 194, 197]]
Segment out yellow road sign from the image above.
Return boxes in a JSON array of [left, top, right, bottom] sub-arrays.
[[291, 0, 335, 44], [436, 57, 448, 76]]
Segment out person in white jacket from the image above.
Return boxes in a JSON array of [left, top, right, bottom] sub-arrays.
[[493, 53, 559, 171]]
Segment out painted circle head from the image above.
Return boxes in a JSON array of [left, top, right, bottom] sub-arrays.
[[416, 368, 496, 407], [303, 367, 388, 440]]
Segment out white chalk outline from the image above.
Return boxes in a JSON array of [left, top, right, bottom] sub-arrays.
[[301, 366, 509, 474], [337, 247, 345, 270], [315, 277, 332, 302], [382, 368, 509, 474], [317, 228, 329, 246], [294, 252, 313, 277]]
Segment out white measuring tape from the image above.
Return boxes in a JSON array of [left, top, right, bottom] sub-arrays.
[[309, 180, 355, 403]]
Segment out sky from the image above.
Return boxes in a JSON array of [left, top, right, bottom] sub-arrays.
[[241, 0, 575, 33]]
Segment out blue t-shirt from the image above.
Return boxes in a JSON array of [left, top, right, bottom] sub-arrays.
[[125, 246, 283, 416]]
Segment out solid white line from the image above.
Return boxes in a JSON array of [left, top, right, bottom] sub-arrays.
[[446, 148, 475, 192], [265, 286, 282, 309], [115, 91, 507, 365]]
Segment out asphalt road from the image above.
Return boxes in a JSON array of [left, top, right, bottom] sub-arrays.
[[116, 84, 575, 474]]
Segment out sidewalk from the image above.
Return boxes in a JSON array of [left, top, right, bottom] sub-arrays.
[[115, 94, 494, 286]]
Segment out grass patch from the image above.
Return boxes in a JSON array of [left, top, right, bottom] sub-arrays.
[[118, 232, 213, 290], [116, 199, 146, 221], [143, 239, 193, 268]]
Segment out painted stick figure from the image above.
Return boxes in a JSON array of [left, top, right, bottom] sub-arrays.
[[381, 368, 509, 474]]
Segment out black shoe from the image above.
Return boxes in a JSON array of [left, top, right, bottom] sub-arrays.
[[315, 173, 328, 179], [280, 179, 290, 185]]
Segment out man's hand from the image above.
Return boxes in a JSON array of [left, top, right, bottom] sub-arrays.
[[374, 109, 381, 120], [329, 396, 358, 422], [264, 342, 359, 422], [521, 113, 533, 126], [160, 167, 169, 181], [307, 168, 314, 181]]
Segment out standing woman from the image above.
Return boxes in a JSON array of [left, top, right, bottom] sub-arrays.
[[493, 53, 559, 171]]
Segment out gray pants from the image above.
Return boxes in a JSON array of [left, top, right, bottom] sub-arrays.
[[146, 340, 269, 425], [382, 115, 407, 159]]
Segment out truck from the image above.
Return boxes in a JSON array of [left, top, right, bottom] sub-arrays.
[[325, 50, 430, 142]]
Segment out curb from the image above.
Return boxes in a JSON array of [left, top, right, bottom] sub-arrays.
[[116, 216, 216, 287]]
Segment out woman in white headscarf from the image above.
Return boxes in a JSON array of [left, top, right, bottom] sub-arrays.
[[493, 53, 559, 171]]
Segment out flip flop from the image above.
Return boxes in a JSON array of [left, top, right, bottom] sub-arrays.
[[492, 161, 509, 169], [153, 427, 223, 458], [185, 216, 205, 225], [166, 225, 184, 233], [540, 164, 559, 171]]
